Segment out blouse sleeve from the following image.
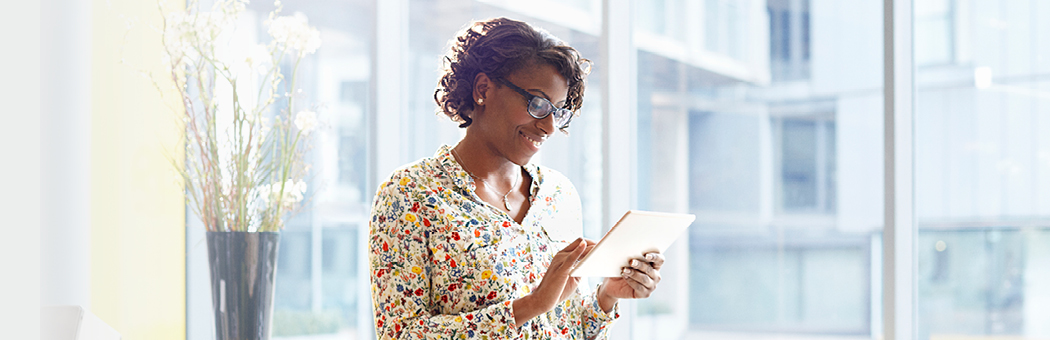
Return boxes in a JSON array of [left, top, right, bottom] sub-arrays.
[[368, 175, 519, 340], [577, 285, 620, 340], [548, 174, 619, 339]]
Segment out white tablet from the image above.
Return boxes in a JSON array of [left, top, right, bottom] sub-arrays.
[[570, 210, 696, 277]]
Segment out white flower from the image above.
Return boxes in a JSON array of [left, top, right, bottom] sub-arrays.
[[267, 13, 322, 56], [246, 44, 273, 74], [294, 110, 318, 134], [291, 180, 307, 200], [260, 117, 272, 136], [256, 183, 272, 204], [217, 42, 272, 77], [163, 0, 319, 232], [218, 0, 247, 16], [275, 180, 307, 205], [163, 11, 196, 61], [257, 179, 306, 208], [163, 4, 242, 66]]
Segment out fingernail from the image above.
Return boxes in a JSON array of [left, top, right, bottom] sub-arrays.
[[622, 268, 630, 276], [646, 254, 655, 261], [631, 259, 640, 267]]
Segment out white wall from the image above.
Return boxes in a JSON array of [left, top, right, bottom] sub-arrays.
[[40, 0, 93, 310], [1, 0, 42, 338]]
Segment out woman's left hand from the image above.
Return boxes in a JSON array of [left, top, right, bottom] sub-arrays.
[[596, 252, 664, 311]]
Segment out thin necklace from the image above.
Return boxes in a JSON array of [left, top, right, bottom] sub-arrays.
[[451, 147, 520, 211]]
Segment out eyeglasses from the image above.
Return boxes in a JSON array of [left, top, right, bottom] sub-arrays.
[[495, 78, 574, 130]]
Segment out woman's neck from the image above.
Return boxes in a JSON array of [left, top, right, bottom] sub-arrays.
[[452, 138, 520, 188]]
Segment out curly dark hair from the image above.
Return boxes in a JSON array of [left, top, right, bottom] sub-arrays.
[[434, 18, 591, 129]]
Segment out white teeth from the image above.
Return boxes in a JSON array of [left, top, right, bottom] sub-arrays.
[[523, 133, 544, 148]]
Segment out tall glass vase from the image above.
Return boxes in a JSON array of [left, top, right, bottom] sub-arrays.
[[206, 231, 281, 340]]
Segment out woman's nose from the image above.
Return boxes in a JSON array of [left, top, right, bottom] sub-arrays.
[[536, 112, 556, 135]]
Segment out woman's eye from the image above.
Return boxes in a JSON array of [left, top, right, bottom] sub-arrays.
[[529, 98, 547, 112]]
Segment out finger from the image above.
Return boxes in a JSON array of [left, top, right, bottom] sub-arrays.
[[621, 267, 655, 290], [576, 239, 597, 258], [560, 238, 584, 252], [571, 240, 588, 258], [579, 243, 595, 259], [619, 269, 651, 298], [555, 241, 589, 272], [630, 259, 661, 284], [644, 252, 666, 270]]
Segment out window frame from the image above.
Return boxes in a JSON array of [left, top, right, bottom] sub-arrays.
[[182, 0, 922, 339]]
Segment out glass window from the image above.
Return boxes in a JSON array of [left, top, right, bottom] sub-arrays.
[[262, 0, 376, 337], [636, 0, 687, 41], [768, 0, 811, 81], [187, 1, 607, 338], [914, 0, 954, 65], [336, 80, 368, 201], [774, 115, 836, 214], [184, 1, 376, 339], [636, 0, 669, 37], [634, 0, 883, 338], [915, 0, 1050, 338], [690, 238, 870, 331], [705, 0, 748, 60], [178, 1, 1050, 339], [688, 111, 761, 213]]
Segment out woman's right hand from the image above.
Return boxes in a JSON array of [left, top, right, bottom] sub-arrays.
[[512, 238, 594, 328]]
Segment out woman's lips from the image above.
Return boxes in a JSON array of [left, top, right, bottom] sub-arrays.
[[521, 131, 545, 148]]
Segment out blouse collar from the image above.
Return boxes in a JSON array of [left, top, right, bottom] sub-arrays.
[[435, 145, 474, 193], [435, 144, 543, 199]]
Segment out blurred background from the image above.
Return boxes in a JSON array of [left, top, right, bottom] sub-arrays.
[[32, 0, 1050, 339]]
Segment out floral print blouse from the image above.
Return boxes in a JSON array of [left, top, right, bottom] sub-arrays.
[[369, 145, 620, 340]]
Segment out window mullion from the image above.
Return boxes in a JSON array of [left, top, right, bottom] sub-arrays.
[[883, 0, 917, 338], [602, 0, 637, 338]]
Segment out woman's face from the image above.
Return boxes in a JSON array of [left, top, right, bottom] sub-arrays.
[[473, 63, 569, 165]]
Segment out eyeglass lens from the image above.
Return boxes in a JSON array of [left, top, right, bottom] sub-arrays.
[[528, 97, 572, 128]]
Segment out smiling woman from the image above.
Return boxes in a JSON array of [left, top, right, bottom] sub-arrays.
[[367, 18, 666, 340]]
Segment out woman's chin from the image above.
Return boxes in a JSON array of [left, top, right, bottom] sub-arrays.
[[516, 133, 546, 161], [507, 148, 536, 166], [510, 154, 533, 166]]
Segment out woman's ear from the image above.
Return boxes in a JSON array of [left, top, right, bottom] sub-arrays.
[[473, 72, 492, 105]]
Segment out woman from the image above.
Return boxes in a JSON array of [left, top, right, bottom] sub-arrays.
[[369, 18, 664, 339]]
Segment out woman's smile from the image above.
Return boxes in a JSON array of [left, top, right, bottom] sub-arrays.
[[520, 131, 546, 150]]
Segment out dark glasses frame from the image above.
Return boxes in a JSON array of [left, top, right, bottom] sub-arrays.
[[495, 78, 575, 130]]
